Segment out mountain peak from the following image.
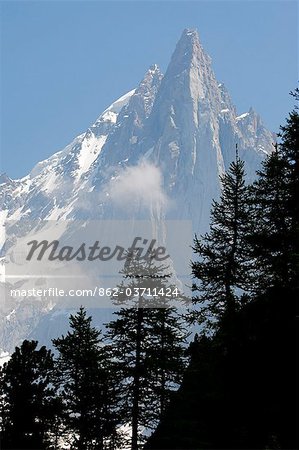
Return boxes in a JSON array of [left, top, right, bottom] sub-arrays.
[[147, 63, 161, 74], [181, 28, 200, 42], [176, 28, 203, 55], [139, 64, 163, 91], [164, 27, 210, 81], [128, 64, 163, 117]]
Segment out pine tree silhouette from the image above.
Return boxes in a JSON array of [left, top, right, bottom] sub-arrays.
[[53, 307, 119, 450], [0, 340, 60, 449], [105, 255, 187, 450], [191, 154, 253, 331], [250, 88, 299, 294]]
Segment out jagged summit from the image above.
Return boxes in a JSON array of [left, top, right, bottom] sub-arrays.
[[178, 28, 202, 48], [164, 28, 208, 79], [132, 64, 163, 114], [97, 64, 164, 166], [150, 27, 221, 132], [173, 28, 210, 66], [183, 28, 199, 37], [147, 63, 161, 74]]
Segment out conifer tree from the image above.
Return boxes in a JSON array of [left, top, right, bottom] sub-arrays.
[[52, 307, 118, 450], [105, 255, 187, 450], [250, 89, 299, 293], [249, 147, 290, 291], [0, 340, 60, 449], [191, 154, 252, 330]]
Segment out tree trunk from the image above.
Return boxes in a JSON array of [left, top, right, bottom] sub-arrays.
[[160, 310, 166, 416], [131, 300, 143, 450]]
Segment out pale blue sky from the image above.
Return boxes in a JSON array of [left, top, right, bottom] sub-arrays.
[[0, 0, 298, 179]]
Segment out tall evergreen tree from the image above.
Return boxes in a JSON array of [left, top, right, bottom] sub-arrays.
[[0, 340, 60, 450], [105, 256, 187, 450], [246, 91, 299, 448], [250, 89, 299, 293], [53, 307, 118, 450], [191, 155, 252, 331]]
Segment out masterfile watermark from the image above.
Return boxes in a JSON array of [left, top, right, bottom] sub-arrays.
[[4, 219, 192, 308], [26, 237, 170, 263]]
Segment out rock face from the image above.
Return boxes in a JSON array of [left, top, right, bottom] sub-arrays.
[[0, 29, 274, 352]]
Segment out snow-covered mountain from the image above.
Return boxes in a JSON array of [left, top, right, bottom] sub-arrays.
[[0, 29, 274, 353]]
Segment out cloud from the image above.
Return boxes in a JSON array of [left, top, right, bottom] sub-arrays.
[[108, 162, 169, 214]]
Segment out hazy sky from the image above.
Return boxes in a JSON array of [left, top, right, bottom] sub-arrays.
[[1, 0, 298, 179]]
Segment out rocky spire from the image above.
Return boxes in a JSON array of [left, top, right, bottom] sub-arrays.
[[165, 29, 209, 77], [140, 29, 228, 229], [98, 65, 163, 167], [126, 63, 163, 119]]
